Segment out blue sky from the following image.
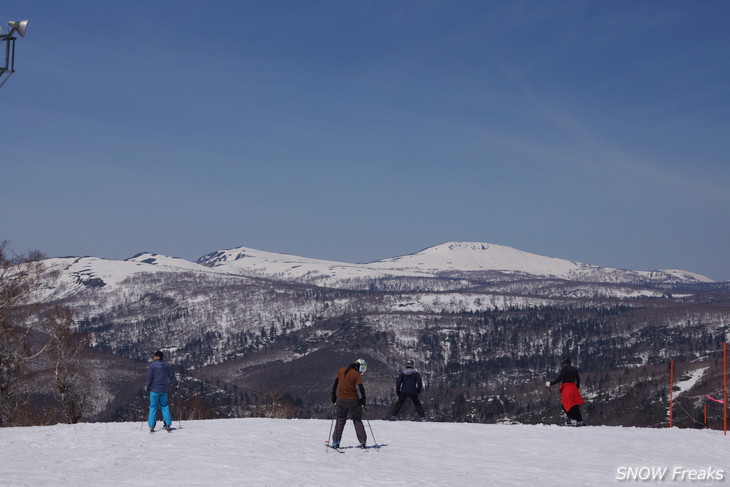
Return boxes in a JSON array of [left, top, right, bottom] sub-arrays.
[[2, 1, 729, 280]]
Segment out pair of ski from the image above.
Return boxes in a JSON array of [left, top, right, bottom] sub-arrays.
[[560, 421, 586, 427], [325, 442, 368, 453]]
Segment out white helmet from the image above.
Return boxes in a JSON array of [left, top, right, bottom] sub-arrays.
[[355, 358, 367, 374]]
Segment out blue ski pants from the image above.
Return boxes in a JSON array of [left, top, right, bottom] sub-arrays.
[[148, 391, 172, 428]]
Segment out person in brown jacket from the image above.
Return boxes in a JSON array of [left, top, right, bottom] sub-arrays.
[[330, 358, 367, 449]]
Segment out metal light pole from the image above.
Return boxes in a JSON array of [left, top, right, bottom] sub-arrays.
[[0, 20, 30, 88]]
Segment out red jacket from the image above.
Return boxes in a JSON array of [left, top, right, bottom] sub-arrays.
[[560, 382, 584, 411]]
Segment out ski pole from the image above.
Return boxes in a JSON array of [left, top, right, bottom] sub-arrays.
[[171, 388, 181, 430], [177, 371, 182, 429], [362, 406, 379, 449], [140, 388, 148, 431], [326, 404, 336, 452]]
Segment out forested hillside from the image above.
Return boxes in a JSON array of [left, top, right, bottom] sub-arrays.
[[4, 246, 728, 429]]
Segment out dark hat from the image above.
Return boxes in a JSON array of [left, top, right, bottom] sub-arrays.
[[153, 350, 164, 360], [561, 356, 571, 365], [405, 359, 414, 368]]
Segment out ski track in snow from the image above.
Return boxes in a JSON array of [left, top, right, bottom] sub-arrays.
[[0, 418, 727, 486]]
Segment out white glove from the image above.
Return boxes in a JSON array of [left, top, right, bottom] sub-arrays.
[[545, 381, 551, 388]]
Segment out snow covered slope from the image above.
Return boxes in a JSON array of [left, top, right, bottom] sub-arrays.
[[196, 246, 433, 283], [369, 242, 581, 275], [35, 254, 224, 301], [31, 241, 713, 329], [197, 241, 714, 286], [40, 242, 712, 297], [126, 252, 217, 273], [0, 418, 726, 486]]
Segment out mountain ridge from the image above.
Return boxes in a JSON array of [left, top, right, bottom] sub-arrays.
[[195, 241, 714, 285], [35, 241, 713, 303]]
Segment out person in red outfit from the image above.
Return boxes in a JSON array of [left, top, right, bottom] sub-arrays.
[[546, 356, 585, 425]]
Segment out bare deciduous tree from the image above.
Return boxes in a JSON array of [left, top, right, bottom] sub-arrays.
[[0, 241, 51, 426], [45, 305, 91, 424]]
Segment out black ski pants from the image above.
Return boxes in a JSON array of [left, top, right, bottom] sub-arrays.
[[564, 405, 582, 422], [391, 393, 425, 418], [333, 398, 366, 444]]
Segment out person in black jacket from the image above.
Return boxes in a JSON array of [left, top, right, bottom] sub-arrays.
[[546, 356, 585, 425], [389, 360, 425, 421]]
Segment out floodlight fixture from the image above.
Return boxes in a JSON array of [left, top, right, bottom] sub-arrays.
[[1, 19, 29, 88], [8, 20, 29, 37]]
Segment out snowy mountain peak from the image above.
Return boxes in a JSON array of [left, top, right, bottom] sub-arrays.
[[369, 241, 583, 277], [195, 241, 713, 286]]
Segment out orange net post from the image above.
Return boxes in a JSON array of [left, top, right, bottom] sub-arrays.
[[670, 359, 674, 428]]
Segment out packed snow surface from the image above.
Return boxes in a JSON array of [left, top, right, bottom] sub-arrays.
[[0, 418, 727, 486]]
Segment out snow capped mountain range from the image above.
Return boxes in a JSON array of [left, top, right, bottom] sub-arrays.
[[195, 241, 713, 286], [41, 241, 712, 297]]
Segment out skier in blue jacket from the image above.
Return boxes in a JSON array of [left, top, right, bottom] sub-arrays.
[[145, 350, 179, 432], [390, 360, 426, 421]]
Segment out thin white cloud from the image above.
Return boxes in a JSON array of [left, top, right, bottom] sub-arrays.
[[500, 67, 728, 204]]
